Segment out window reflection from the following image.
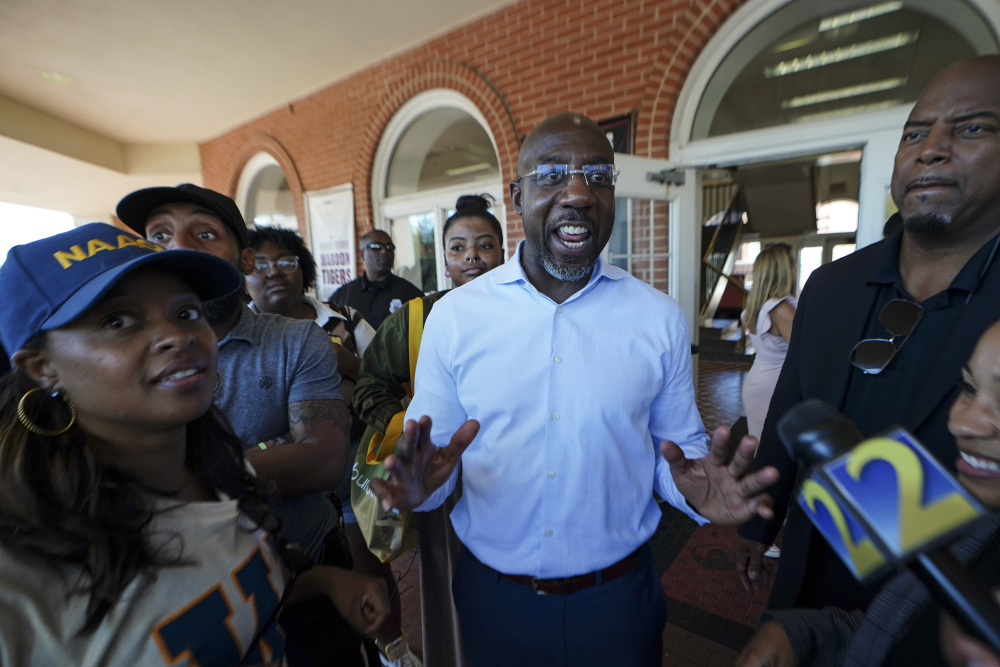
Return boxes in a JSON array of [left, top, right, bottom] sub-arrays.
[[693, 2, 981, 139], [246, 165, 297, 230], [390, 213, 436, 293], [386, 109, 500, 197]]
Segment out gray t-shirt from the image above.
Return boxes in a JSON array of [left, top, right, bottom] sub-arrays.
[[216, 309, 344, 562]]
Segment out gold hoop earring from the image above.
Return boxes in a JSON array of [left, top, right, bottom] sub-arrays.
[[17, 387, 77, 437], [215, 370, 222, 394]]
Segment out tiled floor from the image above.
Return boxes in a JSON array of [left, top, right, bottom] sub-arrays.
[[388, 358, 760, 666], [696, 359, 750, 432]]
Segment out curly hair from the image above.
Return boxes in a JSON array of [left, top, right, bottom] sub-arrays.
[[247, 226, 317, 292], [0, 337, 276, 633]]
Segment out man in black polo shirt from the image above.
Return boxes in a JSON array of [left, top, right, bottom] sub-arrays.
[[330, 230, 423, 329], [735, 55, 1000, 615]]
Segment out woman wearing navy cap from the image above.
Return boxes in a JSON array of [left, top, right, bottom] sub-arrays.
[[0, 223, 388, 666]]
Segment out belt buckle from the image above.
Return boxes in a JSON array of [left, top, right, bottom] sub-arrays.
[[532, 576, 570, 595]]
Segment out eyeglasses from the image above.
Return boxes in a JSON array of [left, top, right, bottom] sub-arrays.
[[252, 256, 299, 276], [849, 299, 924, 375], [517, 164, 620, 189], [365, 242, 396, 252]]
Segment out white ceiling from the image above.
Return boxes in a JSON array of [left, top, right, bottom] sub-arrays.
[[0, 0, 518, 222]]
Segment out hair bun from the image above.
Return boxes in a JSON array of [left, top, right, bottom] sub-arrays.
[[454, 194, 494, 213]]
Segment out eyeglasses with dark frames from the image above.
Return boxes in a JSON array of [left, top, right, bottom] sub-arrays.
[[849, 299, 924, 375], [365, 242, 396, 253], [253, 256, 299, 276], [517, 164, 620, 189]]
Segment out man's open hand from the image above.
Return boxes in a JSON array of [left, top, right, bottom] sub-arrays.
[[661, 426, 778, 525], [371, 415, 479, 512]]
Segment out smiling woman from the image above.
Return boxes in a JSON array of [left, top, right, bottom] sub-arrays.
[[0, 223, 389, 666]]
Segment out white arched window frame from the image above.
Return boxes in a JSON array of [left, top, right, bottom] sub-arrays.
[[644, 0, 1000, 342], [372, 90, 507, 293], [236, 152, 300, 233], [670, 0, 1000, 250]]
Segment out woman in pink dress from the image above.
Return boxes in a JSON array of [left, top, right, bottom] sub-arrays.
[[741, 243, 796, 558], [742, 243, 797, 440]]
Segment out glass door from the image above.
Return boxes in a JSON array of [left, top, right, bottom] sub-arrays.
[[608, 197, 671, 293], [390, 211, 438, 293]]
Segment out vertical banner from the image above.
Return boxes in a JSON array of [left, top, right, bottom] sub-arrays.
[[306, 184, 356, 301]]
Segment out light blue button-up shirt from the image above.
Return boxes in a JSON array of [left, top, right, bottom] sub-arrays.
[[406, 242, 710, 578]]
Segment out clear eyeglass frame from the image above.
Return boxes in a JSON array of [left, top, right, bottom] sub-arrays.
[[518, 164, 620, 188]]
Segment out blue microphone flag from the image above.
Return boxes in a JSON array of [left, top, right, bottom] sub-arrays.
[[799, 475, 889, 581], [796, 427, 985, 582]]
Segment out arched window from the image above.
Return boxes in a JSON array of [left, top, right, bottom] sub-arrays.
[[691, 0, 993, 140], [373, 91, 505, 293], [236, 153, 299, 231], [672, 0, 997, 255], [385, 107, 500, 197]]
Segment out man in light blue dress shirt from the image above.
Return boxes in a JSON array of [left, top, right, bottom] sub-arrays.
[[372, 112, 778, 666]]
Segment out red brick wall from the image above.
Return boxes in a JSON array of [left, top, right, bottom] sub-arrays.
[[624, 198, 671, 291], [200, 0, 747, 254]]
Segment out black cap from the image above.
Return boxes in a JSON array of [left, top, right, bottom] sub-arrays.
[[116, 184, 250, 248]]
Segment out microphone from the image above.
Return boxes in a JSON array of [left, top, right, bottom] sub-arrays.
[[779, 399, 1000, 654]]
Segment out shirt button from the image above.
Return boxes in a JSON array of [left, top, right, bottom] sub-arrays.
[[557, 307, 563, 313], [549, 471, 557, 479], [545, 529, 553, 537], [551, 412, 560, 421], [554, 356, 562, 363]]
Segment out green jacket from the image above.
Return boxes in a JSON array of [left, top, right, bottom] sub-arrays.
[[353, 290, 449, 435]]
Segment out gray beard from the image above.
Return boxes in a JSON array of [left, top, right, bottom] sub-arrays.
[[904, 212, 952, 236], [204, 290, 245, 328], [539, 244, 597, 282]]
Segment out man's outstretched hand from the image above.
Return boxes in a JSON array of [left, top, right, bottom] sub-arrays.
[[661, 426, 778, 525], [371, 415, 480, 512]]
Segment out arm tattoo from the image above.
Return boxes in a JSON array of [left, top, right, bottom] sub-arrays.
[[288, 399, 351, 441]]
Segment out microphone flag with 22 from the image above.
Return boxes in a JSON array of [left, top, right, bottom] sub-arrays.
[[778, 399, 1000, 654], [778, 399, 985, 582]]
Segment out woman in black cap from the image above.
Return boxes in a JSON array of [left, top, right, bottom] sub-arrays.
[[0, 223, 388, 666]]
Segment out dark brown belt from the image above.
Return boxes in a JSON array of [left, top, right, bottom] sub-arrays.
[[497, 548, 643, 595]]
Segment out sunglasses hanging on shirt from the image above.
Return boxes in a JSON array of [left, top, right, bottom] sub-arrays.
[[848, 231, 1000, 375], [849, 299, 924, 375]]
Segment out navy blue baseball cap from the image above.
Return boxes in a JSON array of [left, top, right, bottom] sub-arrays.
[[0, 222, 243, 353], [116, 183, 250, 248]]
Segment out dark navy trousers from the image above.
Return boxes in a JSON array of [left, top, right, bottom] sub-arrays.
[[452, 545, 667, 667]]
